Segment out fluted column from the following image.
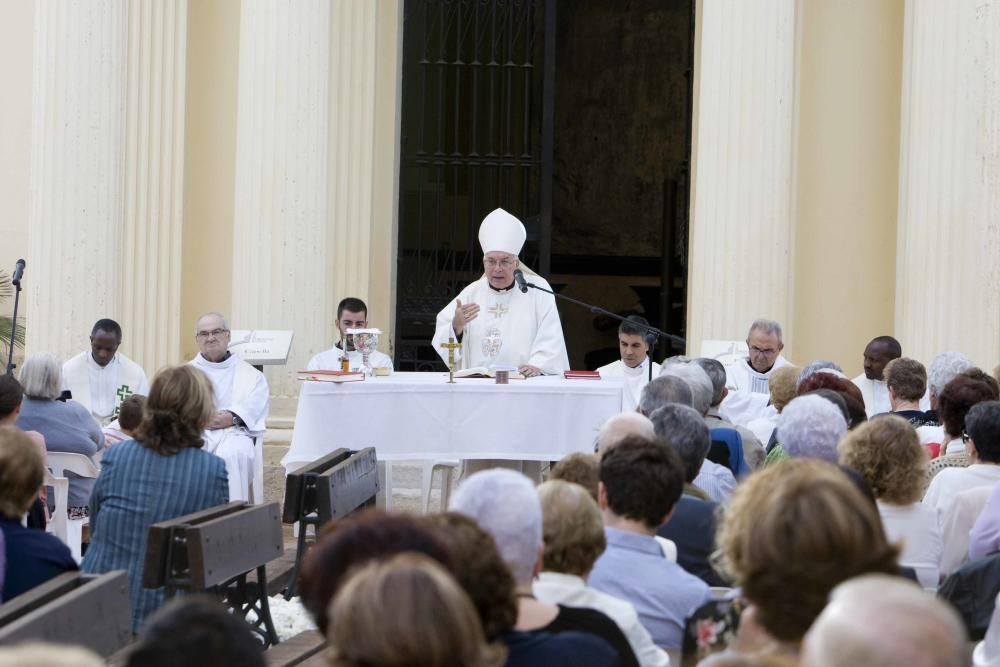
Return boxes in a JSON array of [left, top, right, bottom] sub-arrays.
[[895, 0, 1000, 367], [28, 0, 128, 360], [121, 0, 188, 374], [231, 0, 332, 396], [686, 0, 798, 354]]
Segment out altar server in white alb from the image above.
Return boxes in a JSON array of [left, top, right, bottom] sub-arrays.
[[190, 312, 269, 502], [851, 335, 911, 418], [62, 318, 149, 426], [597, 315, 661, 412], [719, 319, 792, 426], [432, 207, 569, 377], [307, 297, 393, 372]]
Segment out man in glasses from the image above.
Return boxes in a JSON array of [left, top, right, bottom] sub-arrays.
[[719, 319, 792, 426], [190, 311, 269, 502]]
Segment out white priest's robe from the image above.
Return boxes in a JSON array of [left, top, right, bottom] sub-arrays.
[[432, 275, 569, 374], [191, 353, 269, 502], [62, 352, 149, 426], [597, 358, 661, 413], [307, 344, 393, 372], [719, 355, 791, 427], [852, 373, 931, 417]]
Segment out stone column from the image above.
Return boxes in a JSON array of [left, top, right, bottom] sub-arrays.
[[895, 0, 1000, 367], [686, 0, 798, 354], [231, 0, 332, 396], [121, 0, 188, 373], [28, 0, 128, 360]]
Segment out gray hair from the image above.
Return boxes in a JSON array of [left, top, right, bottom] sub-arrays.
[[797, 360, 845, 389], [449, 469, 542, 586], [648, 403, 711, 483], [638, 375, 693, 415], [596, 412, 656, 456], [748, 318, 783, 343], [778, 394, 848, 462], [19, 353, 63, 400], [692, 357, 727, 406], [659, 362, 713, 416], [803, 575, 967, 667], [194, 311, 230, 334], [927, 351, 974, 398]]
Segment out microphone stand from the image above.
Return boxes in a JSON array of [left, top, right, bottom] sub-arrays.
[[520, 278, 685, 382], [6, 266, 23, 376]]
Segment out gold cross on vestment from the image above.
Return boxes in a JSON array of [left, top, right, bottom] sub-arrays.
[[440, 337, 461, 384], [487, 303, 508, 319]]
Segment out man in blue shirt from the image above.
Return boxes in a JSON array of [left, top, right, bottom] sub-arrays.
[[589, 435, 711, 650]]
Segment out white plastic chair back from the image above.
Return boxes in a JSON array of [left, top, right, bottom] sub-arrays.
[[45, 452, 100, 563]]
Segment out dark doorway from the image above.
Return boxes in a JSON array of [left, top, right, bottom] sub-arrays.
[[394, 0, 694, 371]]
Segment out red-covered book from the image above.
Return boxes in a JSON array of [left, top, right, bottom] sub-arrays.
[[297, 369, 365, 383], [563, 370, 601, 380]]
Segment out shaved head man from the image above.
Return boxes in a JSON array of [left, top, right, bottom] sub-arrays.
[[595, 412, 656, 456]]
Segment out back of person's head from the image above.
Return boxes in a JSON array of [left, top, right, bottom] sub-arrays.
[[928, 351, 974, 399], [638, 374, 693, 415], [777, 395, 848, 462], [802, 574, 967, 667], [537, 480, 606, 577], [966, 401, 1000, 464], [0, 425, 45, 519], [937, 376, 999, 440], [797, 373, 866, 428], [125, 596, 264, 667], [117, 394, 146, 433], [716, 459, 899, 642], [838, 415, 926, 505], [550, 452, 600, 500], [648, 403, 711, 483], [599, 435, 685, 529], [299, 509, 452, 634], [136, 366, 215, 455], [595, 411, 655, 456], [421, 512, 518, 641], [0, 374, 23, 421], [449, 469, 541, 586], [962, 367, 1000, 398], [693, 357, 728, 407], [19, 353, 62, 400], [883, 357, 927, 402], [0, 643, 104, 667], [797, 360, 846, 390], [659, 362, 714, 415], [807, 388, 851, 426], [769, 365, 801, 412], [328, 553, 505, 667]]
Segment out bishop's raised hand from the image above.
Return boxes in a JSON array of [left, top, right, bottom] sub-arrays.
[[452, 298, 480, 335]]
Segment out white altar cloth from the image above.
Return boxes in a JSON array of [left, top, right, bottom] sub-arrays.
[[282, 372, 625, 471]]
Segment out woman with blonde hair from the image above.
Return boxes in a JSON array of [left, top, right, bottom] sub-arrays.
[[327, 552, 506, 667], [838, 416, 941, 588], [82, 365, 229, 632]]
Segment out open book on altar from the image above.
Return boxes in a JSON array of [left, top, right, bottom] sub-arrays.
[[297, 369, 365, 383], [454, 367, 525, 380]]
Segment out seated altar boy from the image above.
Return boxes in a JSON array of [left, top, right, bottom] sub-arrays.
[[307, 297, 393, 372]]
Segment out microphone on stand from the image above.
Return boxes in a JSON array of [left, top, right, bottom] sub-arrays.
[[11, 259, 25, 285], [513, 269, 529, 293]]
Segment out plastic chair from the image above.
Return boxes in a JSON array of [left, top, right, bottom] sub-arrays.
[[45, 452, 101, 562], [420, 460, 459, 514], [249, 434, 265, 504]]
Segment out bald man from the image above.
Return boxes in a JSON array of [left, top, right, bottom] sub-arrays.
[[595, 412, 656, 457]]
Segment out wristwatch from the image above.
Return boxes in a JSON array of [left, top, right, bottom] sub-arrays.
[[231, 412, 245, 428]]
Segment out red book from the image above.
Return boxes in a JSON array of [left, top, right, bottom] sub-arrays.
[[297, 369, 365, 383], [563, 370, 601, 380]]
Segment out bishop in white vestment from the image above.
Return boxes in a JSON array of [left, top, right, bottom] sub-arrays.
[[62, 319, 149, 426], [191, 313, 270, 502]]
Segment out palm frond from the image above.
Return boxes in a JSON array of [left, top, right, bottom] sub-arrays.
[[0, 270, 11, 302], [0, 316, 25, 352]]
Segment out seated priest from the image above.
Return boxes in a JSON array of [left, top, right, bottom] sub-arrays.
[[432, 207, 569, 479], [189, 312, 269, 501], [306, 297, 392, 371], [62, 318, 149, 426], [597, 315, 661, 412], [719, 318, 792, 426]]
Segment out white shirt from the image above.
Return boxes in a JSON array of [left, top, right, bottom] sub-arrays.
[[877, 500, 943, 589], [719, 356, 791, 426], [306, 344, 393, 372], [938, 484, 997, 575], [62, 351, 149, 426], [597, 358, 662, 413], [534, 571, 670, 667], [923, 464, 1000, 523], [693, 459, 736, 504]]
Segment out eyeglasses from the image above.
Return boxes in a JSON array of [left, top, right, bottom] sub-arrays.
[[484, 257, 516, 269], [196, 328, 229, 339], [749, 345, 778, 356], [962, 432, 971, 444]]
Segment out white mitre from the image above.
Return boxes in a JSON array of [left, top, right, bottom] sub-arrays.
[[479, 208, 526, 255]]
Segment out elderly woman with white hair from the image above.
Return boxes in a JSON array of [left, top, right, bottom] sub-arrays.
[[765, 394, 848, 466], [16, 353, 104, 516]]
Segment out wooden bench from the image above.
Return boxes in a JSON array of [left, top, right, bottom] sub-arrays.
[[264, 629, 327, 666], [143, 501, 284, 647], [0, 571, 131, 657], [279, 447, 378, 598]]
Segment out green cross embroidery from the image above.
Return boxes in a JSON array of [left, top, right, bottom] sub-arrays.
[[113, 385, 132, 420]]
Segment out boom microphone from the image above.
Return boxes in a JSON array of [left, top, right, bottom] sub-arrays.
[[513, 269, 528, 293]]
